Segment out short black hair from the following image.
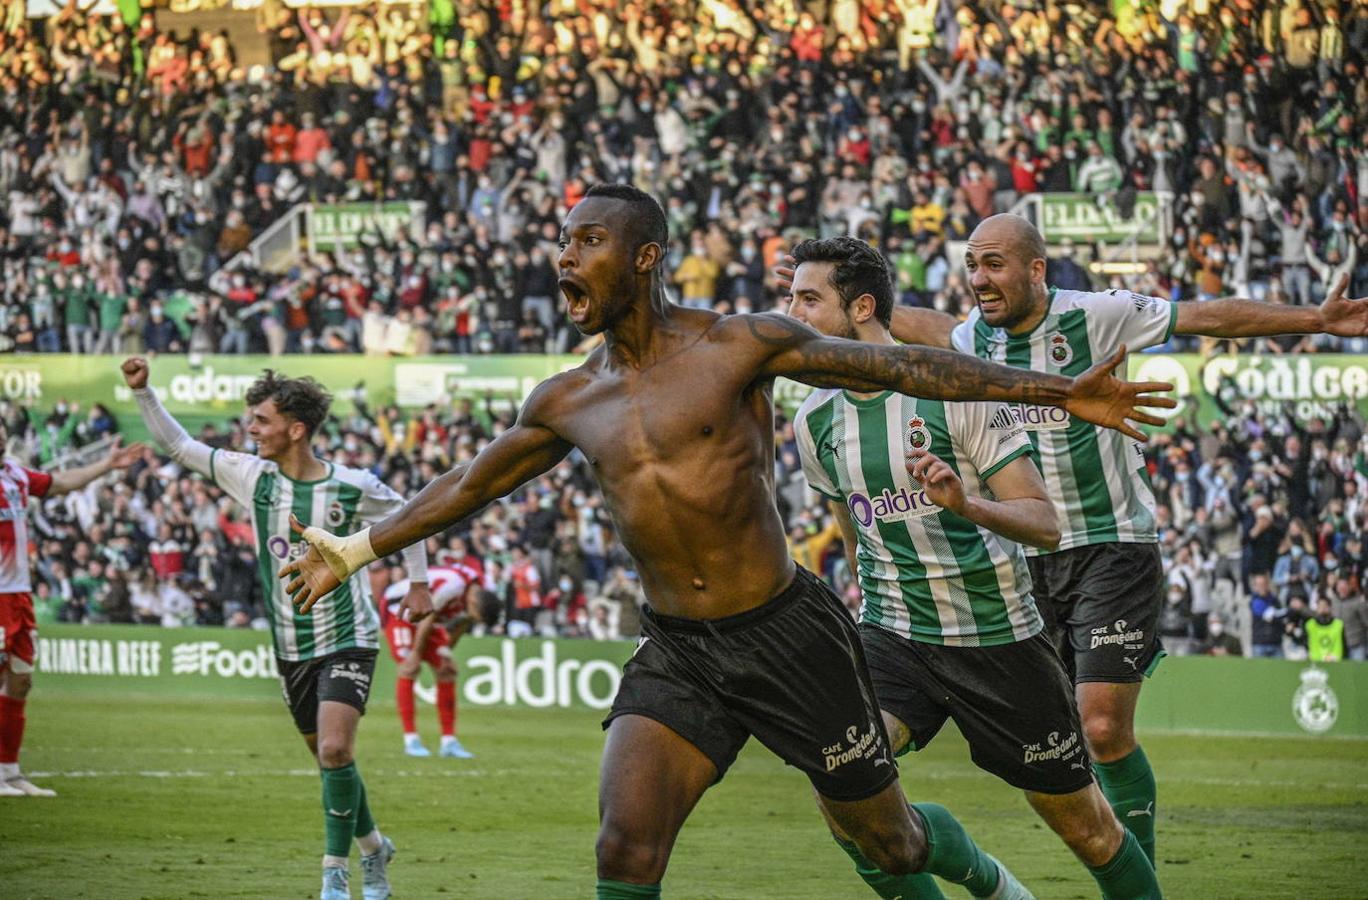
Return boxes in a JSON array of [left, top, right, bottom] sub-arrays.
[[790, 236, 895, 328], [245, 370, 332, 437], [583, 183, 669, 251], [475, 589, 502, 626]]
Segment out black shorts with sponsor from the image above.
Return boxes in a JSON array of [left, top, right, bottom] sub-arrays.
[[603, 566, 897, 802], [277, 647, 378, 734], [860, 625, 1092, 795], [1027, 542, 1165, 684]]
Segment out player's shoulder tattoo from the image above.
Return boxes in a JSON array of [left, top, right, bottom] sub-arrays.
[[741, 311, 812, 348]]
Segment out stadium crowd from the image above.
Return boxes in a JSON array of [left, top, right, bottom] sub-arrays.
[[0, 0, 1366, 357]]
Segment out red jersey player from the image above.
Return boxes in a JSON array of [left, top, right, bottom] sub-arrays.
[[380, 564, 480, 758], [1, 429, 143, 797]]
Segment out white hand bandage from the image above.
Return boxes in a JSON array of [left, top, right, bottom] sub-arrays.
[[302, 525, 379, 581]]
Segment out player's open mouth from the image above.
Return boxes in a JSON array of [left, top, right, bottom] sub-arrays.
[[976, 293, 1003, 310], [560, 279, 590, 320]]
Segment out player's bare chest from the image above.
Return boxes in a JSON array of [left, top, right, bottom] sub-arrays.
[[557, 363, 755, 466]]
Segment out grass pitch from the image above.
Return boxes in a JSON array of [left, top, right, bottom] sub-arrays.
[[3, 687, 1367, 899]]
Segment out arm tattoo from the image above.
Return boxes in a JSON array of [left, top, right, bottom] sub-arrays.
[[766, 323, 1071, 404]]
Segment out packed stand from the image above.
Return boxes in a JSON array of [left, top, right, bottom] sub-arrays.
[[1, 0, 1366, 356], [1143, 387, 1368, 660]]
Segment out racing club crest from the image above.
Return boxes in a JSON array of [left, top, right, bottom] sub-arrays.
[[1292, 667, 1339, 734], [907, 416, 932, 452], [326, 500, 346, 527], [1048, 332, 1073, 367]]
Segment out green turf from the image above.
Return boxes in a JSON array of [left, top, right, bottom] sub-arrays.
[[3, 688, 1367, 899]]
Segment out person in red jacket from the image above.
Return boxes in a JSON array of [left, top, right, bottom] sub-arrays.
[[266, 110, 297, 165]]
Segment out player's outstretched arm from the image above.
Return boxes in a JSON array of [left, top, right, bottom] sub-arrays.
[[48, 435, 146, 495], [748, 313, 1174, 441], [281, 383, 575, 612], [1174, 274, 1367, 338], [908, 449, 1059, 549]]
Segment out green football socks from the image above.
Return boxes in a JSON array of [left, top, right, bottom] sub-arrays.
[[835, 835, 948, 898], [320, 763, 362, 858], [354, 774, 375, 839], [1093, 746, 1157, 864], [1088, 829, 1162, 899], [596, 879, 662, 898], [910, 802, 1002, 897]]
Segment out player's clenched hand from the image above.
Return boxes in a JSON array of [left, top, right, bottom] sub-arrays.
[[1063, 345, 1176, 443], [400, 583, 434, 623], [906, 448, 966, 515], [279, 513, 345, 613], [121, 357, 150, 389]]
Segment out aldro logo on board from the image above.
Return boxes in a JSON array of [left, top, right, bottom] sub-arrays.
[[1292, 667, 1339, 734]]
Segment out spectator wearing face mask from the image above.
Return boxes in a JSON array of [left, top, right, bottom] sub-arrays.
[[1196, 615, 1244, 656], [142, 299, 182, 353], [1273, 537, 1320, 603], [1158, 581, 1195, 656]]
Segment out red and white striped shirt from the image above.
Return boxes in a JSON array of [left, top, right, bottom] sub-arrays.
[[383, 564, 481, 620], [0, 459, 52, 593]]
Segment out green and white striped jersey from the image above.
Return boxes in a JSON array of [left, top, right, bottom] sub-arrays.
[[950, 287, 1178, 555], [795, 389, 1043, 647], [208, 449, 398, 661]]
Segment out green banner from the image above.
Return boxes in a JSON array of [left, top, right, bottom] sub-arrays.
[[12, 353, 1367, 445], [35, 624, 635, 711], [1038, 192, 1164, 244], [1129, 352, 1368, 428], [309, 202, 425, 251], [4, 355, 581, 444], [33, 624, 1368, 736]]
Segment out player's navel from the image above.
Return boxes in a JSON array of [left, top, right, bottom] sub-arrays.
[[701, 426, 713, 436]]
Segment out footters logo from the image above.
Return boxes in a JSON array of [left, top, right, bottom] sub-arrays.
[[172, 641, 279, 679]]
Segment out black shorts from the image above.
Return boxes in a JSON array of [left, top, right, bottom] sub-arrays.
[[1027, 542, 1165, 685], [603, 566, 897, 802], [277, 648, 379, 734], [860, 625, 1092, 795]]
